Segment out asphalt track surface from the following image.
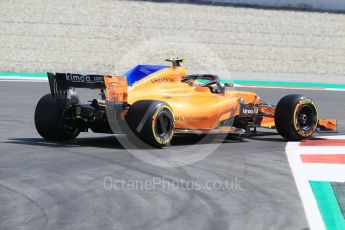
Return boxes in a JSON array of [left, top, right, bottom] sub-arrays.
[[0, 81, 344, 230]]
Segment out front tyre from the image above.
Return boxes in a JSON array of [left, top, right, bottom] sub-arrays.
[[275, 94, 318, 141], [126, 100, 174, 148], [34, 94, 80, 141]]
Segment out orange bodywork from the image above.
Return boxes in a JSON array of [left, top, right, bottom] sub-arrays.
[[259, 117, 275, 129], [318, 119, 337, 131], [104, 75, 128, 102], [126, 66, 261, 130]]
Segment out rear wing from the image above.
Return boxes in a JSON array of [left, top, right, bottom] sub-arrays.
[[47, 73, 128, 102]]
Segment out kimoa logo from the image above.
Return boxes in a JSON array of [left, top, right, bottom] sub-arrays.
[[66, 74, 104, 83], [151, 78, 174, 84], [66, 74, 85, 82]]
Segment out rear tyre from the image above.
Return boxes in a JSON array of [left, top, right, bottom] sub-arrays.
[[34, 94, 80, 141], [125, 100, 174, 148], [274, 94, 318, 141]]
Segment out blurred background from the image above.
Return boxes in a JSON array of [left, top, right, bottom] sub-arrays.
[[1, 0, 345, 82]]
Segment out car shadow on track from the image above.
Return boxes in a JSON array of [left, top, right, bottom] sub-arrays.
[[244, 132, 288, 143], [5, 131, 285, 150], [5, 136, 125, 149]]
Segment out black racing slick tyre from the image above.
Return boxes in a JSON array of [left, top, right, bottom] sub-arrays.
[[274, 94, 318, 141], [34, 94, 80, 141], [125, 100, 174, 148]]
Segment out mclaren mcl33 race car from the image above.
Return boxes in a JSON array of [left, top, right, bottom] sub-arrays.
[[34, 58, 337, 148]]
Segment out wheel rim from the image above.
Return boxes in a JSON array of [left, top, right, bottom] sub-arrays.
[[296, 104, 317, 132], [154, 110, 173, 139]]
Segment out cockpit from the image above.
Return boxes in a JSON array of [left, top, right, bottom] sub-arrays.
[[181, 74, 224, 93]]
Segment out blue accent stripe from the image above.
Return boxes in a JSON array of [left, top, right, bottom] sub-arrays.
[[124, 65, 168, 85]]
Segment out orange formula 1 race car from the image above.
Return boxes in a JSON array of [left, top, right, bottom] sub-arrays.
[[34, 58, 337, 148]]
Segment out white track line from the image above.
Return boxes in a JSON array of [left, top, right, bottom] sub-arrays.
[[286, 141, 326, 230], [0, 77, 47, 82], [286, 135, 345, 230], [1, 78, 345, 91], [303, 164, 345, 182], [234, 84, 345, 92]]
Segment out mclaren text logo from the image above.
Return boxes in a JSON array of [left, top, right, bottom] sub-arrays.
[[151, 78, 174, 84]]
